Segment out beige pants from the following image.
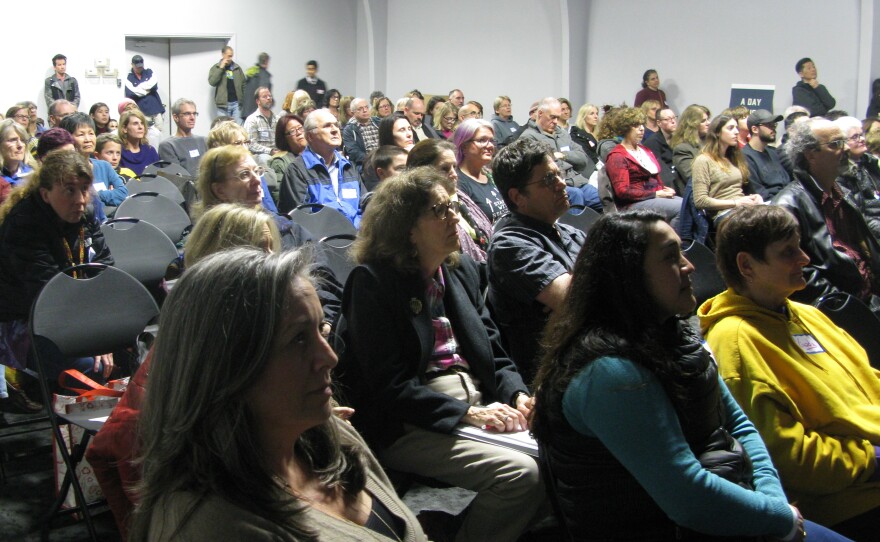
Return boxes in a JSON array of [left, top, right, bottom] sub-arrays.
[[380, 373, 546, 542]]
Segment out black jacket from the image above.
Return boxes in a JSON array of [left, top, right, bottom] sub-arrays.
[[792, 81, 836, 117], [0, 193, 112, 321], [336, 255, 527, 450], [643, 132, 677, 188], [773, 169, 880, 309]]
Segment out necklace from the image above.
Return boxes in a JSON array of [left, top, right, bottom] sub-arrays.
[[271, 474, 404, 542]]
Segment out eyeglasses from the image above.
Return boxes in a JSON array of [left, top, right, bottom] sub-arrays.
[[285, 126, 305, 136], [13, 114, 29, 121], [525, 170, 562, 189], [229, 166, 265, 182], [470, 137, 494, 147], [232, 139, 252, 147], [820, 139, 847, 150], [442, 116, 457, 122], [848, 133, 866, 143], [429, 200, 461, 220], [177, 112, 199, 117], [659, 115, 677, 122]]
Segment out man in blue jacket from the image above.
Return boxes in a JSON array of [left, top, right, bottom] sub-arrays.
[[125, 55, 166, 133]]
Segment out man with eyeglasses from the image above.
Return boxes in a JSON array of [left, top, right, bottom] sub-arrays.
[[742, 110, 790, 200], [457, 103, 480, 124], [47, 99, 76, 129], [342, 98, 380, 172], [774, 118, 880, 312], [486, 138, 587, 383], [243, 87, 279, 166], [280, 109, 366, 227], [159, 98, 207, 177], [644, 106, 679, 188], [519, 97, 601, 213]]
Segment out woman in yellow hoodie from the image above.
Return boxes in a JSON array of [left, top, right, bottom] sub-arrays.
[[700, 204, 880, 539]]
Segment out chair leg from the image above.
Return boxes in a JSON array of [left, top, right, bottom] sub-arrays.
[[45, 418, 98, 541]]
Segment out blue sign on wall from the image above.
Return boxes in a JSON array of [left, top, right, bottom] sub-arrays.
[[730, 84, 776, 113]]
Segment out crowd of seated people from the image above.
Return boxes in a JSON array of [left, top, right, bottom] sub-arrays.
[[4, 51, 880, 541]]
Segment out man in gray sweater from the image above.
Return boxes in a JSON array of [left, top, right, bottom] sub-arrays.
[[158, 98, 207, 177]]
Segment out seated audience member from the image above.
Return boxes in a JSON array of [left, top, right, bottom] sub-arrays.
[[207, 120, 278, 213], [243, 87, 279, 166], [640, 99, 660, 142], [487, 138, 587, 383], [863, 116, 880, 138], [342, 98, 380, 172], [701, 204, 880, 540], [118, 109, 160, 176], [371, 96, 394, 119], [408, 139, 493, 263], [378, 112, 414, 152], [742, 109, 790, 200], [532, 209, 843, 541], [363, 144, 407, 191], [7, 104, 33, 145], [47, 99, 77, 129], [448, 88, 465, 108], [520, 97, 601, 213], [24, 101, 45, 138], [671, 104, 710, 194], [454, 119, 509, 223], [722, 105, 751, 148], [424, 95, 447, 130], [89, 102, 112, 135], [491, 95, 520, 147], [95, 134, 138, 184], [278, 109, 366, 227], [34, 128, 106, 224], [0, 119, 37, 198], [779, 111, 812, 174], [338, 168, 544, 542], [128, 247, 427, 542], [569, 103, 601, 164], [60, 113, 128, 209], [338, 95, 354, 124], [403, 97, 440, 143], [557, 98, 573, 131], [867, 79, 880, 118], [294, 99, 317, 120], [793, 57, 836, 117], [467, 100, 483, 119], [773, 118, 880, 312], [692, 115, 762, 225], [834, 115, 880, 240], [158, 98, 208, 177], [0, 150, 114, 380], [634, 69, 668, 108], [457, 103, 480, 124], [323, 88, 342, 120], [604, 107, 681, 224], [268, 114, 307, 197], [433, 102, 459, 140], [643, 106, 678, 186]]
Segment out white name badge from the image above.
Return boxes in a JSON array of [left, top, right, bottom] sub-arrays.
[[793, 334, 825, 354], [510, 127, 517, 132], [560, 145, 571, 152], [317, 89, 325, 94], [93, 182, 107, 192], [189, 149, 200, 158], [259, 130, 270, 139], [341, 188, 358, 199]]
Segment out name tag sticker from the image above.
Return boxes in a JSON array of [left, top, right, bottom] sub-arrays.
[[259, 130, 269, 139], [317, 89, 325, 94], [510, 127, 517, 132], [793, 334, 825, 354], [560, 145, 571, 152], [189, 149, 200, 158], [93, 182, 107, 192], [341, 188, 358, 199]]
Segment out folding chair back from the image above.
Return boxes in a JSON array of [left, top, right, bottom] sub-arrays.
[[318, 234, 356, 285], [683, 240, 725, 307], [290, 203, 357, 239], [126, 174, 186, 206], [115, 193, 192, 243], [101, 219, 179, 287], [558, 204, 602, 234], [815, 292, 880, 369]]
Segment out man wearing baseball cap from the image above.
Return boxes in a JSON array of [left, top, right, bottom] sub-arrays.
[[125, 54, 166, 133], [742, 109, 790, 199]]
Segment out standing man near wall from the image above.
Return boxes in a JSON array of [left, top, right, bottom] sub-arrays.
[[44, 54, 80, 109], [792, 57, 836, 117], [242, 52, 272, 120], [208, 46, 246, 121], [295, 60, 327, 106], [125, 55, 166, 134]]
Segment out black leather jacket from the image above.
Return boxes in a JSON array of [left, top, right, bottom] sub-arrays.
[[773, 168, 880, 309], [838, 154, 880, 241]]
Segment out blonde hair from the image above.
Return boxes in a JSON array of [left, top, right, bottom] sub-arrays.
[[207, 121, 248, 149], [192, 145, 251, 217], [119, 109, 150, 146], [185, 203, 280, 267], [0, 119, 38, 172]]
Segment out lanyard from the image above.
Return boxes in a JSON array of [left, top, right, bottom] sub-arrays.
[[62, 226, 86, 278]]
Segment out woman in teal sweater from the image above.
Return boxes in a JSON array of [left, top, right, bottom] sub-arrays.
[[531, 210, 847, 541]]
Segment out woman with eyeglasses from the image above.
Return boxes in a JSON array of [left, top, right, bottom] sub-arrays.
[[324, 88, 342, 120], [207, 120, 279, 213], [0, 119, 38, 204], [834, 116, 880, 240], [433, 102, 459, 141], [337, 167, 545, 542], [371, 97, 394, 119], [691, 115, 762, 226], [453, 119, 508, 224], [269, 114, 307, 201]]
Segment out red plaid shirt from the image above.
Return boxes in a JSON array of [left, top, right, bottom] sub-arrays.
[[424, 268, 471, 373]]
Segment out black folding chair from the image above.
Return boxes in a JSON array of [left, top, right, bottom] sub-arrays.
[[30, 264, 159, 540], [683, 239, 726, 307], [814, 292, 880, 369], [290, 203, 357, 239], [101, 218, 179, 289], [558, 204, 602, 234], [126, 174, 186, 206], [536, 442, 575, 542], [142, 161, 199, 213], [115, 193, 192, 244], [318, 234, 356, 285]]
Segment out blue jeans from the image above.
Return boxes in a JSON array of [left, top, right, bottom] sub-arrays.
[[565, 185, 603, 214], [803, 519, 854, 541], [217, 101, 241, 123]]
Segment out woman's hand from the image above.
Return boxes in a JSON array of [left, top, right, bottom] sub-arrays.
[[656, 187, 676, 199], [94, 353, 114, 378], [773, 505, 805, 542], [733, 196, 761, 208], [332, 406, 355, 424], [463, 402, 527, 432], [515, 394, 535, 422]]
